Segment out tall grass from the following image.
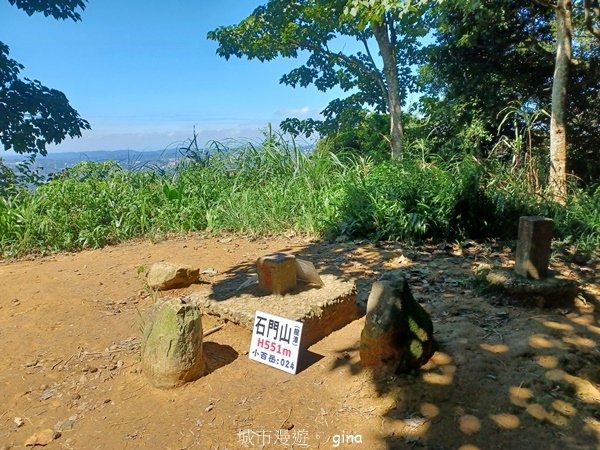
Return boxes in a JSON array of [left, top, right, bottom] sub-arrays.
[[0, 134, 351, 256], [0, 134, 598, 257]]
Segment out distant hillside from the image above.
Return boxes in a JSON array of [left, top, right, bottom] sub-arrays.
[[1, 143, 315, 178], [1, 148, 184, 176]]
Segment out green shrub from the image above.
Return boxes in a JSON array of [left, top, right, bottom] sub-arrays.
[[337, 158, 457, 240]]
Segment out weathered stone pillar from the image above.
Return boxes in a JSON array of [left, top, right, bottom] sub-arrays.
[[141, 297, 204, 388], [360, 271, 435, 373], [514, 216, 553, 279]]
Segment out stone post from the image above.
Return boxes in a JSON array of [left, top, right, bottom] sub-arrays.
[[360, 271, 435, 373], [514, 216, 553, 279], [141, 297, 204, 388]]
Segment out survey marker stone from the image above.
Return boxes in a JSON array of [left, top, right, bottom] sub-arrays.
[[515, 216, 553, 279], [360, 271, 435, 373]]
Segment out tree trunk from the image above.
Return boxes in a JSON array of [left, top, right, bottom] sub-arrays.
[[549, 0, 572, 204], [372, 21, 404, 160]]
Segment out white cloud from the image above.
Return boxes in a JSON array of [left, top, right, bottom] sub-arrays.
[[274, 106, 314, 117]]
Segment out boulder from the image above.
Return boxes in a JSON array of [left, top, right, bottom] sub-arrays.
[[360, 271, 435, 373], [147, 262, 199, 290], [141, 297, 204, 388]]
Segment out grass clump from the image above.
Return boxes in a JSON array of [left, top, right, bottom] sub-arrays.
[[0, 134, 349, 256], [0, 133, 598, 257]]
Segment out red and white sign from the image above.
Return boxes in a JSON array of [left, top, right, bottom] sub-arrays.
[[249, 310, 303, 374]]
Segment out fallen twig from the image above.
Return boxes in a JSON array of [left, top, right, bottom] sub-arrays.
[[280, 406, 293, 429], [51, 359, 63, 370], [61, 353, 75, 369], [109, 414, 150, 426], [203, 324, 225, 337], [107, 347, 137, 354]]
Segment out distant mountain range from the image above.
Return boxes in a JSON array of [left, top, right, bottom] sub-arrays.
[[1, 148, 184, 176], [1, 143, 315, 178]]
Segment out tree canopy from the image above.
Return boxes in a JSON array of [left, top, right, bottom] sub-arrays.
[[210, 0, 599, 191], [419, 0, 600, 186], [8, 0, 87, 20], [0, 0, 90, 156], [208, 0, 429, 158]]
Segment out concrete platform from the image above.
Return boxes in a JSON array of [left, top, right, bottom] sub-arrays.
[[486, 269, 579, 307], [188, 274, 359, 347]]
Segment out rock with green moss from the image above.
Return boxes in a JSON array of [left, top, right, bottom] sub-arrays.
[[360, 271, 435, 373], [141, 297, 204, 388]]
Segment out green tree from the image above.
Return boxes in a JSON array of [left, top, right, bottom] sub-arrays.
[[1, 0, 90, 156], [533, 0, 600, 202], [420, 1, 554, 151], [419, 0, 600, 188], [207, 0, 429, 159]]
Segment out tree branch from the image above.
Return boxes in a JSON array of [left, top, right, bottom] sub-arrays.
[[358, 35, 388, 101], [584, 0, 600, 40], [532, 0, 557, 8], [292, 40, 385, 93]]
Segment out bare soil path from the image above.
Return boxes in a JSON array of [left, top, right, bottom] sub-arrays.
[[0, 234, 598, 450]]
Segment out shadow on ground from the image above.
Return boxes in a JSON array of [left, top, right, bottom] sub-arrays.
[[209, 237, 600, 449], [203, 342, 239, 375]]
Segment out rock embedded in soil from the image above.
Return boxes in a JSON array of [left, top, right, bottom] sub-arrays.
[[24, 429, 60, 446], [147, 262, 200, 290], [141, 297, 205, 388], [360, 270, 435, 373], [55, 416, 77, 432]]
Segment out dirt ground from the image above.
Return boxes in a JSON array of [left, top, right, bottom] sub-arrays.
[[0, 234, 599, 450]]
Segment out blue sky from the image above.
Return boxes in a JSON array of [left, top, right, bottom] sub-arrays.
[[1, 1, 343, 153]]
